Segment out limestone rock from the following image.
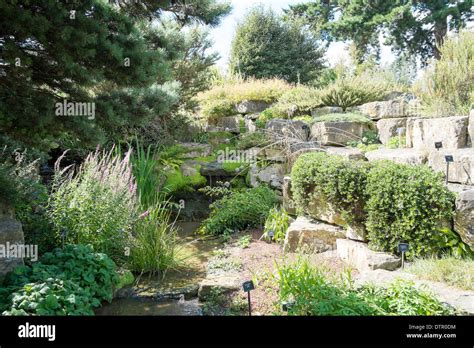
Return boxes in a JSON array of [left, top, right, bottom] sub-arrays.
[[365, 148, 427, 165], [235, 100, 270, 114], [408, 116, 469, 150], [264, 148, 286, 162], [310, 121, 374, 146], [428, 149, 474, 184], [376, 118, 408, 145], [336, 239, 401, 271], [198, 277, 241, 301], [266, 119, 309, 142], [179, 143, 212, 159], [249, 163, 285, 189], [346, 226, 367, 242], [244, 118, 257, 133], [311, 106, 343, 117], [0, 217, 25, 276], [358, 100, 408, 120], [282, 176, 297, 216], [454, 189, 474, 251], [217, 115, 244, 133], [284, 217, 345, 253], [306, 190, 346, 226], [325, 147, 366, 161]]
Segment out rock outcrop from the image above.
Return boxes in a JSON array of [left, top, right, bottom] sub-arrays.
[[284, 216, 345, 253], [310, 121, 374, 146], [365, 148, 428, 165], [376, 118, 407, 145], [454, 189, 474, 251], [336, 239, 401, 271]]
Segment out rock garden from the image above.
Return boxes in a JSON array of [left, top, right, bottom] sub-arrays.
[[1, 1, 473, 318]]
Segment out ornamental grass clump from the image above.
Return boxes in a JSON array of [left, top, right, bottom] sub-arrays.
[[49, 147, 138, 264]]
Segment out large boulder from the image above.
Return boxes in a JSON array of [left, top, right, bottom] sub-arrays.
[[248, 163, 285, 190], [0, 215, 25, 276], [311, 106, 343, 117], [306, 190, 346, 226], [235, 100, 270, 114], [266, 119, 309, 142], [178, 143, 212, 159], [310, 121, 374, 146], [282, 176, 297, 216], [217, 115, 244, 133], [407, 116, 469, 150], [284, 217, 345, 253], [358, 100, 408, 120], [325, 147, 366, 161], [365, 148, 427, 165], [454, 189, 474, 251], [336, 239, 401, 271], [428, 148, 474, 184], [376, 118, 408, 145], [264, 148, 286, 162]]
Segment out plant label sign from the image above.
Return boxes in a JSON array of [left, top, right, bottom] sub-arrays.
[[242, 280, 255, 293], [445, 155, 454, 162], [398, 242, 409, 253], [435, 141, 443, 149]]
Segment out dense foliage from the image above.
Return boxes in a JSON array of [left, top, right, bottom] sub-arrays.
[[48, 148, 138, 264], [229, 6, 325, 83], [291, 152, 369, 230], [415, 31, 474, 117], [199, 186, 278, 235], [365, 161, 456, 258], [287, 0, 473, 64], [291, 153, 459, 258], [128, 204, 180, 276], [277, 259, 453, 316], [1, 245, 119, 315]]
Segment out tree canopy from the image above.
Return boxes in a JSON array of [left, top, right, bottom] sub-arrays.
[[229, 6, 326, 84], [0, 0, 231, 153], [286, 0, 473, 64]]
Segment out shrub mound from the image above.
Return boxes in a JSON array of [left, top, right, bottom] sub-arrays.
[[291, 153, 458, 258], [0, 245, 119, 315], [277, 259, 453, 316], [199, 186, 277, 235]]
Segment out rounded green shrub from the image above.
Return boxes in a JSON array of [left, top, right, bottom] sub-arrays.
[[199, 186, 277, 235], [365, 161, 455, 258], [291, 152, 369, 229]]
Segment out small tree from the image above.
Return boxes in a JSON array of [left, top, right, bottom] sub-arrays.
[[230, 6, 325, 84]]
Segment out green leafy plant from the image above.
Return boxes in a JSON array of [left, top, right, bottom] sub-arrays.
[[48, 147, 138, 264], [262, 207, 290, 243], [276, 259, 453, 316], [387, 136, 406, 149], [1, 245, 119, 315], [365, 161, 456, 258], [347, 130, 381, 154], [291, 152, 369, 231], [199, 186, 278, 235], [236, 234, 252, 248]]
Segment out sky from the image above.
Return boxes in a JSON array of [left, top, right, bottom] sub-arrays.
[[209, 0, 396, 73]]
